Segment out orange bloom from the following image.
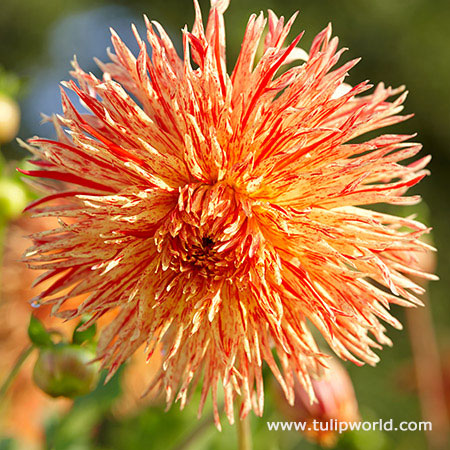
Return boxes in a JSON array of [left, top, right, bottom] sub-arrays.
[[20, 0, 435, 427]]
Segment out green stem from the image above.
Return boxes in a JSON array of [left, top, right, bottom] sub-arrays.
[[0, 345, 34, 400], [172, 411, 215, 450], [237, 413, 252, 450]]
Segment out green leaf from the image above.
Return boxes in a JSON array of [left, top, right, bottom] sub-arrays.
[[72, 319, 97, 345], [28, 315, 53, 348]]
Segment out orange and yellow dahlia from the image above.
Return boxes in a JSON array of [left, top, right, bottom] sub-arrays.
[[20, 0, 435, 427]]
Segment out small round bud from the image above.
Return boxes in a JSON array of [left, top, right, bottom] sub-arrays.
[[0, 94, 20, 144], [33, 345, 100, 398], [0, 178, 28, 220]]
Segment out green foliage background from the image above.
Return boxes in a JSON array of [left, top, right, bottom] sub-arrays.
[[1, 0, 449, 449]]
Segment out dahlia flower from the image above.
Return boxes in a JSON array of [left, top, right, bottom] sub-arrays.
[[20, 0, 435, 427]]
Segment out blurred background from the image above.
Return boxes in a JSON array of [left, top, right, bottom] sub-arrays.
[[0, 0, 449, 449]]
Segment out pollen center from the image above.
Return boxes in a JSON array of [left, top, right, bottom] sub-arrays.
[[155, 183, 255, 280]]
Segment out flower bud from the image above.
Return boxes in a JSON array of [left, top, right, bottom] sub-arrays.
[[0, 94, 20, 144], [0, 178, 29, 220], [273, 357, 359, 447], [33, 345, 100, 398]]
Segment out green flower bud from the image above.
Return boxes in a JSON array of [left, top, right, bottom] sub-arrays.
[[33, 344, 100, 398], [0, 178, 28, 220], [0, 94, 20, 144]]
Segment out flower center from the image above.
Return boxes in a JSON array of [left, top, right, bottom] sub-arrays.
[[155, 183, 256, 280], [182, 234, 219, 274]]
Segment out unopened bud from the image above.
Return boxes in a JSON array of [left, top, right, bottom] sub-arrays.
[[0, 178, 28, 220], [272, 357, 359, 447], [33, 345, 100, 398], [0, 94, 20, 144]]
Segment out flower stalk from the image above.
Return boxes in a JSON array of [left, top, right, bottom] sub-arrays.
[[0, 345, 33, 400], [237, 412, 252, 450]]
